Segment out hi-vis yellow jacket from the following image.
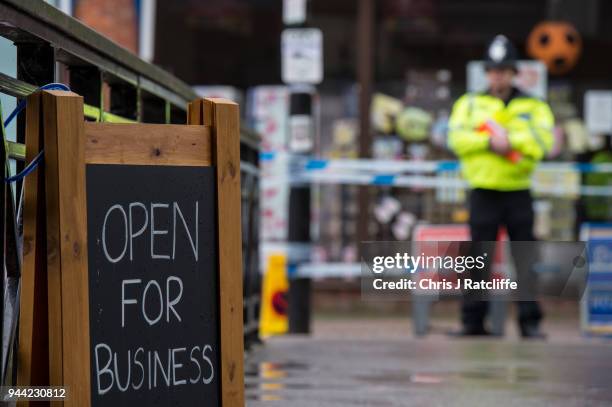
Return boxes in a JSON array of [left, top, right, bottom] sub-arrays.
[[448, 89, 554, 191]]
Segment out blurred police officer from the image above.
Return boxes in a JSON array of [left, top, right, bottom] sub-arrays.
[[448, 35, 554, 338]]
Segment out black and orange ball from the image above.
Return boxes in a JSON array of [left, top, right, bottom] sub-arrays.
[[527, 21, 582, 75]]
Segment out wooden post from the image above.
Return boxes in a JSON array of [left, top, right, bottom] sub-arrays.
[[189, 98, 245, 407], [42, 90, 91, 407], [18, 92, 50, 406]]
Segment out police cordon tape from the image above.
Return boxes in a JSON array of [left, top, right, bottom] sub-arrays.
[[260, 152, 612, 197], [294, 262, 361, 279]]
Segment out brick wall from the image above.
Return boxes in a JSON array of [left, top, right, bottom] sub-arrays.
[[75, 0, 138, 53]]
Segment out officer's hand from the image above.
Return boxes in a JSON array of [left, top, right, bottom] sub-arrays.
[[483, 119, 506, 138], [489, 132, 511, 155]]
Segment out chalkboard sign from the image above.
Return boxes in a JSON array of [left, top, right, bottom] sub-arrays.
[[19, 92, 244, 407], [86, 165, 219, 406]]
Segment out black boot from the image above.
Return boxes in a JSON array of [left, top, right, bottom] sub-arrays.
[[520, 324, 546, 339], [448, 326, 494, 337], [518, 301, 545, 339]]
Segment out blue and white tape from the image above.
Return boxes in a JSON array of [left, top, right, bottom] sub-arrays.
[[258, 152, 612, 197], [261, 152, 612, 174]]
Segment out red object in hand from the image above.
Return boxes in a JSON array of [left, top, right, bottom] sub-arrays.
[[478, 120, 521, 161], [478, 119, 506, 138], [477, 122, 489, 133], [505, 150, 522, 163]]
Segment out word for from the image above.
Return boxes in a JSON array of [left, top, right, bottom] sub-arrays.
[[121, 277, 183, 328], [94, 344, 215, 395], [102, 201, 199, 263]]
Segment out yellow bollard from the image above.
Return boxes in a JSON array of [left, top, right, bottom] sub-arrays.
[[259, 253, 289, 337]]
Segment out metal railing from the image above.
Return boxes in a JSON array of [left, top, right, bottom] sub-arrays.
[[0, 0, 260, 386]]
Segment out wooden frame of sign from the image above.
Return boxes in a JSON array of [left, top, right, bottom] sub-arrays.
[[18, 91, 244, 407]]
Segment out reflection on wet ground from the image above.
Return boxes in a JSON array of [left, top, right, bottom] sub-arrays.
[[245, 334, 612, 406]]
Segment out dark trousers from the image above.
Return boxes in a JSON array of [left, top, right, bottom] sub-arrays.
[[462, 188, 543, 330]]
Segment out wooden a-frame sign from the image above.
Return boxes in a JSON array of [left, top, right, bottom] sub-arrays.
[[17, 91, 244, 407]]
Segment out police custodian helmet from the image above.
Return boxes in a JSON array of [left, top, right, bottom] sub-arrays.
[[484, 35, 518, 71]]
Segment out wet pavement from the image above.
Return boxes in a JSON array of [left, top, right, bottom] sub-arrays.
[[246, 319, 612, 406]]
